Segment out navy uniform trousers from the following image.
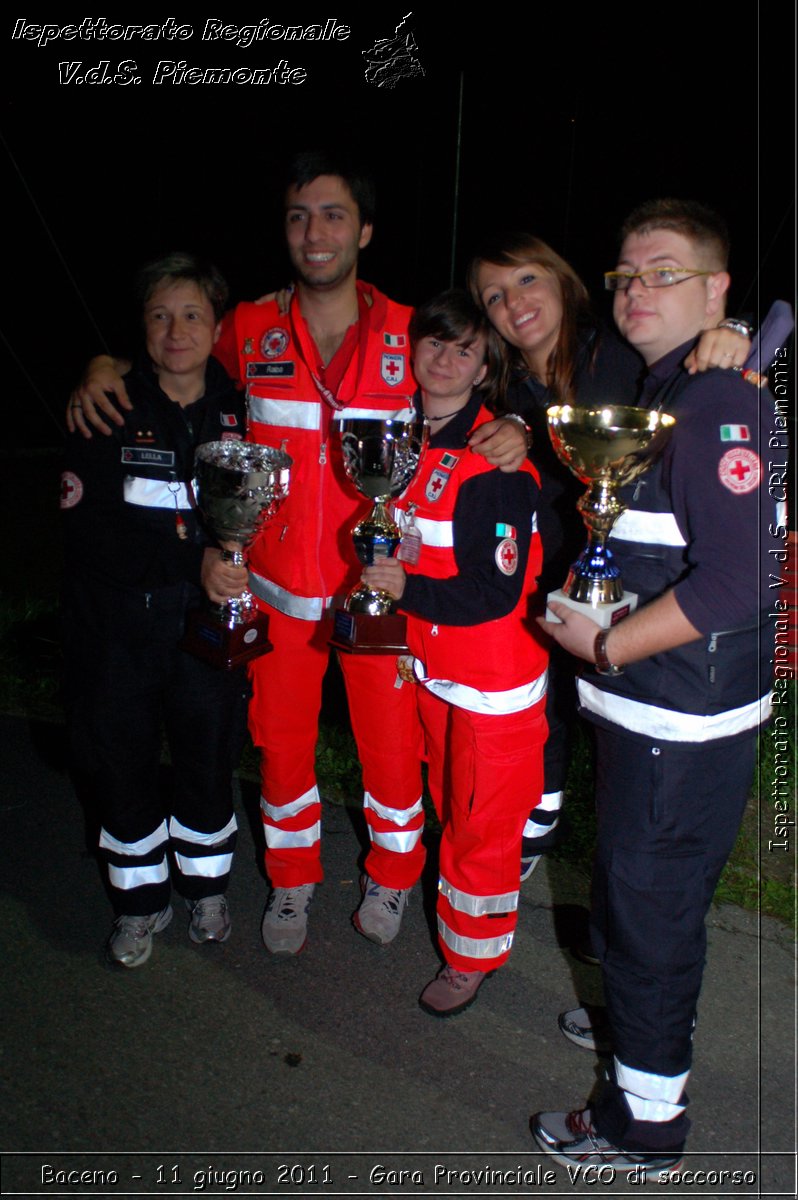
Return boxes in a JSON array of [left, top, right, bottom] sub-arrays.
[[590, 724, 757, 1153]]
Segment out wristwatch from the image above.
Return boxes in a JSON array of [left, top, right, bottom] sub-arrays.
[[594, 629, 624, 676]]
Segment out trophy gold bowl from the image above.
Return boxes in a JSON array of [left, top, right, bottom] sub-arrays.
[[546, 404, 675, 627], [331, 415, 428, 653], [182, 440, 292, 669]]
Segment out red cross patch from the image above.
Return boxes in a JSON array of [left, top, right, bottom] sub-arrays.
[[718, 447, 761, 495], [425, 468, 450, 502], [60, 471, 83, 509], [381, 352, 405, 387], [495, 537, 518, 575], [260, 328, 290, 358]]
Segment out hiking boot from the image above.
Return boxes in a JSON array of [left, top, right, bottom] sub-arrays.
[[558, 1005, 613, 1054], [419, 963, 492, 1017], [353, 875, 409, 946], [187, 894, 231, 944], [107, 905, 173, 968], [531, 1107, 683, 1173], [261, 884, 315, 956]]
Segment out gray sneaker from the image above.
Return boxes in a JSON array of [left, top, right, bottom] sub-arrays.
[[107, 905, 173, 968], [558, 1005, 613, 1054], [187, 895, 231, 944], [261, 884, 314, 956], [353, 875, 409, 946], [531, 1107, 683, 1173]]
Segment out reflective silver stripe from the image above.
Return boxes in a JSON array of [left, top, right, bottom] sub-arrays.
[[123, 477, 192, 510], [169, 814, 237, 844], [578, 679, 772, 742], [248, 395, 320, 430], [776, 500, 788, 530], [437, 914, 514, 959], [174, 852, 234, 878], [260, 785, 320, 822], [538, 790, 564, 811], [248, 572, 339, 621], [523, 814, 560, 839], [414, 515, 454, 548], [367, 826, 424, 854], [611, 509, 687, 547], [438, 874, 518, 915], [616, 1057, 689, 1121], [333, 405, 417, 423], [364, 791, 424, 828], [108, 856, 169, 890], [99, 821, 168, 856], [264, 821, 321, 850], [418, 666, 547, 716]]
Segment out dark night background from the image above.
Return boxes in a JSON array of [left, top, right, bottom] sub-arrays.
[[2, 7, 794, 455]]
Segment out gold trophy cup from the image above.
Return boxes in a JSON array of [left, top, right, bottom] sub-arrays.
[[546, 404, 675, 627]]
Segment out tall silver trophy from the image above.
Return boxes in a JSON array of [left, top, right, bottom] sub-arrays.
[[332, 415, 428, 653], [546, 404, 675, 628], [183, 440, 292, 669]]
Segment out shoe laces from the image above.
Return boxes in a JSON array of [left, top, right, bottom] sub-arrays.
[[194, 895, 227, 919], [113, 914, 150, 940], [270, 886, 311, 921], [439, 964, 479, 990], [366, 880, 405, 914]]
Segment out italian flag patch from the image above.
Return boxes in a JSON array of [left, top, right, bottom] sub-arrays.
[[384, 333, 407, 348], [495, 523, 517, 538], [720, 424, 750, 442]]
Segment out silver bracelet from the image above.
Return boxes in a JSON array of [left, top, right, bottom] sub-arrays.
[[717, 318, 753, 339]]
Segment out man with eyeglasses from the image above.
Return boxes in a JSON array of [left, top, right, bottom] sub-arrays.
[[532, 199, 777, 1173]]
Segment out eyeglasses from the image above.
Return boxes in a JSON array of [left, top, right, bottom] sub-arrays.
[[604, 268, 714, 292]]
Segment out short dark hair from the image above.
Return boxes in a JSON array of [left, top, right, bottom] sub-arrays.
[[136, 252, 229, 321], [284, 149, 376, 227], [619, 199, 730, 270], [410, 289, 502, 405]]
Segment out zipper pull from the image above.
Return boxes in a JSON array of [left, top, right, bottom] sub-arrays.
[[319, 441, 327, 465], [708, 633, 718, 653], [431, 624, 439, 637]]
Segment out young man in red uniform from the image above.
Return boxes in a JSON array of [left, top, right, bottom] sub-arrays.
[[68, 151, 528, 957]]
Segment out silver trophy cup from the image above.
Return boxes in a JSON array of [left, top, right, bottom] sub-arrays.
[[183, 440, 292, 668], [332, 416, 428, 652]]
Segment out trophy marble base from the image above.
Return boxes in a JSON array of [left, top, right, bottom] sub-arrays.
[[330, 608, 409, 654], [545, 588, 638, 629], [182, 607, 273, 670]]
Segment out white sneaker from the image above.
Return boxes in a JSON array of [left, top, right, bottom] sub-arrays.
[[107, 906, 173, 968], [261, 884, 314, 956], [353, 875, 409, 946]]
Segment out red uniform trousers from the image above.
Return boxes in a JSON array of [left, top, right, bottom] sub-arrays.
[[248, 604, 426, 889], [417, 685, 547, 973]]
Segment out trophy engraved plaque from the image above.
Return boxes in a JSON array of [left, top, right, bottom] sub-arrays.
[[183, 440, 292, 669], [546, 404, 675, 628], [331, 415, 428, 653]]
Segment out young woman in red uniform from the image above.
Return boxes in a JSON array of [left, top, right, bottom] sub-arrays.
[[363, 291, 549, 1015]]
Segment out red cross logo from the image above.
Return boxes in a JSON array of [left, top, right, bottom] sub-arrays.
[[60, 471, 83, 509], [718, 448, 761, 495], [495, 537, 518, 575]]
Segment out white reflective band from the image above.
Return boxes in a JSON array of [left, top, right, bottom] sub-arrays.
[[264, 821, 321, 850], [248, 395, 320, 430], [100, 821, 168, 857], [523, 814, 560, 839], [538, 790, 564, 811], [260, 785, 320, 822], [414, 515, 454, 548], [248, 573, 338, 621], [775, 500, 788, 530], [108, 856, 169, 890], [616, 1057, 689, 1109], [532, 513, 537, 533], [333, 406, 417, 423], [437, 914, 514, 959], [438, 874, 518, 916], [579, 679, 772, 742], [169, 814, 237, 845], [174, 852, 233, 878], [367, 826, 424, 854], [610, 509, 687, 547], [364, 791, 424, 828], [420, 667, 547, 716], [123, 477, 192, 510]]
